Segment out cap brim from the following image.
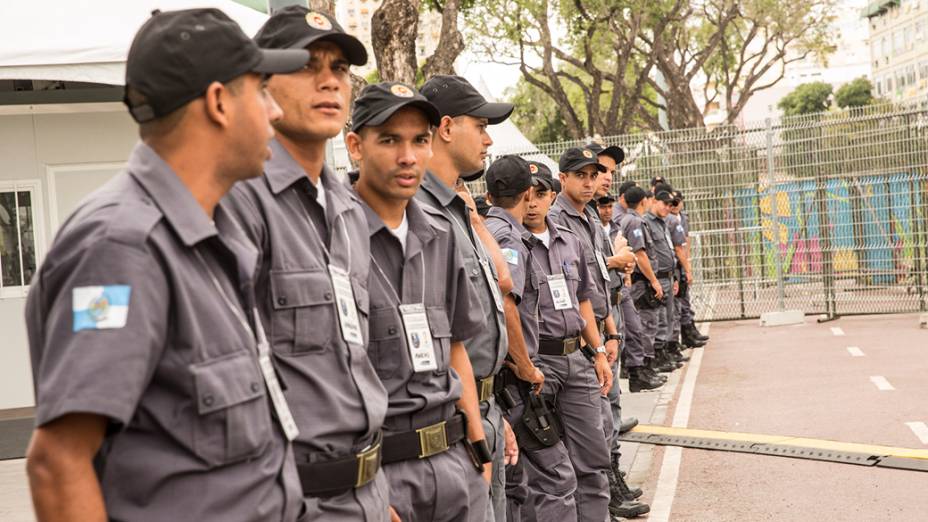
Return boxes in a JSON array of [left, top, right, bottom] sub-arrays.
[[532, 176, 555, 191], [467, 101, 514, 125], [461, 169, 484, 182], [570, 158, 607, 173], [293, 33, 368, 66], [600, 146, 625, 164], [253, 48, 310, 74], [354, 100, 441, 131]]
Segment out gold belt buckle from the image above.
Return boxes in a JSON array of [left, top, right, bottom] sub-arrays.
[[417, 421, 449, 459], [478, 376, 495, 402], [355, 442, 381, 488], [563, 337, 579, 355]]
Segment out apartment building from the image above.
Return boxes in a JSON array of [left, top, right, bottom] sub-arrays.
[[865, 0, 928, 100]]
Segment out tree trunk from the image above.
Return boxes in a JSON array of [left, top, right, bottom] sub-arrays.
[[421, 0, 464, 79], [371, 0, 420, 84]]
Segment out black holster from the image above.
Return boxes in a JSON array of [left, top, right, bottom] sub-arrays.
[[516, 391, 562, 452]]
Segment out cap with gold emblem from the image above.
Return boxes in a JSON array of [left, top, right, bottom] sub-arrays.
[[558, 147, 607, 174], [350, 82, 441, 132], [254, 5, 367, 65]]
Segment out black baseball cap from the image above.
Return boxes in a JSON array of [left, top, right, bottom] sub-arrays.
[[618, 180, 638, 196], [254, 6, 367, 65], [597, 195, 616, 205], [673, 189, 685, 201], [624, 186, 647, 206], [486, 155, 532, 197], [587, 142, 626, 164], [347, 169, 360, 184], [653, 182, 674, 197], [651, 176, 667, 187], [474, 195, 492, 217], [528, 161, 558, 192], [421, 75, 514, 124], [654, 190, 674, 203], [559, 147, 607, 174], [124, 9, 310, 123], [350, 82, 440, 132]]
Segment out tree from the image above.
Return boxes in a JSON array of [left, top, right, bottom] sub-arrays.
[[506, 77, 573, 143], [834, 77, 874, 109], [778, 81, 833, 116], [468, 0, 676, 139]]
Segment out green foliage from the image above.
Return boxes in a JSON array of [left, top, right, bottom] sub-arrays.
[[834, 77, 874, 109], [506, 78, 573, 143], [778, 82, 833, 116]]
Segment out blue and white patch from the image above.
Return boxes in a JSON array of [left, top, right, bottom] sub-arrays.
[[501, 248, 520, 265], [676, 225, 685, 233], [73, 285, 131, 332], [633, 229, 643, 238]]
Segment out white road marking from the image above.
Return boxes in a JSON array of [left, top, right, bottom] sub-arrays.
[[905, 422, 928, 445], [831, 327, 845, 336], [869, 376, 895, 391], [649, 329, 707, 522], [846, 346, 865, 357]]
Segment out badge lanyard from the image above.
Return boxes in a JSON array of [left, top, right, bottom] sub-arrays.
[[195, 250, 300, 441], [448, 211, 505, 313], [297, 187, 364, 345], [371, 252, 437, 373], [537, 232, 573, 311]]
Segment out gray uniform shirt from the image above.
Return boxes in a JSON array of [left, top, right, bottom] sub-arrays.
[[610, 201, 628, 232], [363, 198, 484, 433], [223, 139, 388, 463], [621, 211, 658, 278], [485, 207, 540, 359], [532, 218, 597, 339], [666, 213, 687, 248], [26, 143, 302, 522], [642, 212, 676, 274], [549, 194, 610, 321], [415, 172, 507, 380]]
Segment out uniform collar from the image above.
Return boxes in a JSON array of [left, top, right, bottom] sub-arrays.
[[420, 170, 461, 208], [127, 142, 218, 247], [554, 192, 584, 218], [487, 206, 533, 242], [265, 138, 357, 220], [363, 197, 437, 248]]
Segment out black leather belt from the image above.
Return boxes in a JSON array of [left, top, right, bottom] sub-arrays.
[[297, 432, 382, 497], [381, 412, 467, 465], [632, 271, 671, 283], [538, 336, 580, 356], [476, 375, 495, 402]]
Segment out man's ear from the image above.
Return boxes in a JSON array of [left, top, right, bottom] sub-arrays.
[[346, 131, 363, 163], [436, 115, 455, 143], [203, 81, 231, 128]]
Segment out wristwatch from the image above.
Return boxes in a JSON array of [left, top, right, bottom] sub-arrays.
[[594, 346, 607, 355], [605, 334, 622, 343]]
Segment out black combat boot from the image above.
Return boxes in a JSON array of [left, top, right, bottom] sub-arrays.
[[653, 343, 680, 372], [628, 367, 663, 392], [608, 467, 650, 518], [611, 454, 643, 500], [684, 322, 709, 341], [667, 341, 690, 362]]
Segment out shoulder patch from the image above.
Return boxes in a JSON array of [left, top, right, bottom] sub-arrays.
[[501, 248, 519, 265], [633, 228, 643, 238], [73, 285, 131, 331]]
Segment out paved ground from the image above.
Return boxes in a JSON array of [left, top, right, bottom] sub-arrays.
[[628, 313, 928, 521], [3, 313, 926, 520]]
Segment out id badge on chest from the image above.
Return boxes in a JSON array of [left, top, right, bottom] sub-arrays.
[[329, 264, 364, 345], [595, 251, 611, 283], [480, 257, 505, 312], [252, 312, 299, 441], [399, 303, 438, 372], [547, 274, 573, 310]]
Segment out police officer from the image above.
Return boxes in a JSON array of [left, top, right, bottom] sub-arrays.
[[25, 9, 308, 521], [484, 156, 578, 522], [346, 82, 490, 521], [525, 156, 619, 522], [419, 75, 544, 522], [670, 190, 710, 347], [619, 187, 668, 389], [222, 7, 392, 520], [652, 184, 690, 365], [637, 189, 683, 374], [596, 195, 615, 237], [610, 181, 638, 240]]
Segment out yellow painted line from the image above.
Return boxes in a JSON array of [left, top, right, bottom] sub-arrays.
[[628, 425, 928, 461]]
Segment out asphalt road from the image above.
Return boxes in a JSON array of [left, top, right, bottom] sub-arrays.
[[635, 313, 928, 521]]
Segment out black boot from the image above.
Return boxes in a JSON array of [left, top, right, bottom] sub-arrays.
[[628, 367, 662, 392], [681, 326, 707, 348], [667, 341, 690, 362], [654, 343, 680, 372], [684, 322, 709, 341], [619, 365, 629, 379], [642, 365, 667, 383], [608, 468, 649, 518], [611, 454, 643, 500]]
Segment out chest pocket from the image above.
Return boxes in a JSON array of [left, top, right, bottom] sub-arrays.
[[368, 307, 404, 381], [269, 269, 335, 354], [191, 351, 272, 467]]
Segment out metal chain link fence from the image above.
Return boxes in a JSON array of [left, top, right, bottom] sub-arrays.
[[476, 102, 928, 322]]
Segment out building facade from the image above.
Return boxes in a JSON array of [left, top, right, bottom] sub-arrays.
[[866, 0, 928, 100]]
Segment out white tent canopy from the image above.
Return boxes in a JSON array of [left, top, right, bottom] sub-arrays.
[[0, 0, 269, 85]]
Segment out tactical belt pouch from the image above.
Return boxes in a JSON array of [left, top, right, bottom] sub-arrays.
[[537, 336, 581, 357], [631, 273, 667, 309], [516, 392, 562, 451], [494, 367, 519, 411], [381, 411, 466, 465], [297, 431, 383, 497]]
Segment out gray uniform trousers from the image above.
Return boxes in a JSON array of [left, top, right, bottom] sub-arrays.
[[619, 292, 650, 365], [383, 443, 488, 522], [504, 387, 578, 522], [536, 351, 611, 522], [638, 277, 673, 346], [656, 276, 678, 342], [605, 309, 622, 460], [678, 290, 695, 324], [482, 398, 507, 522]]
